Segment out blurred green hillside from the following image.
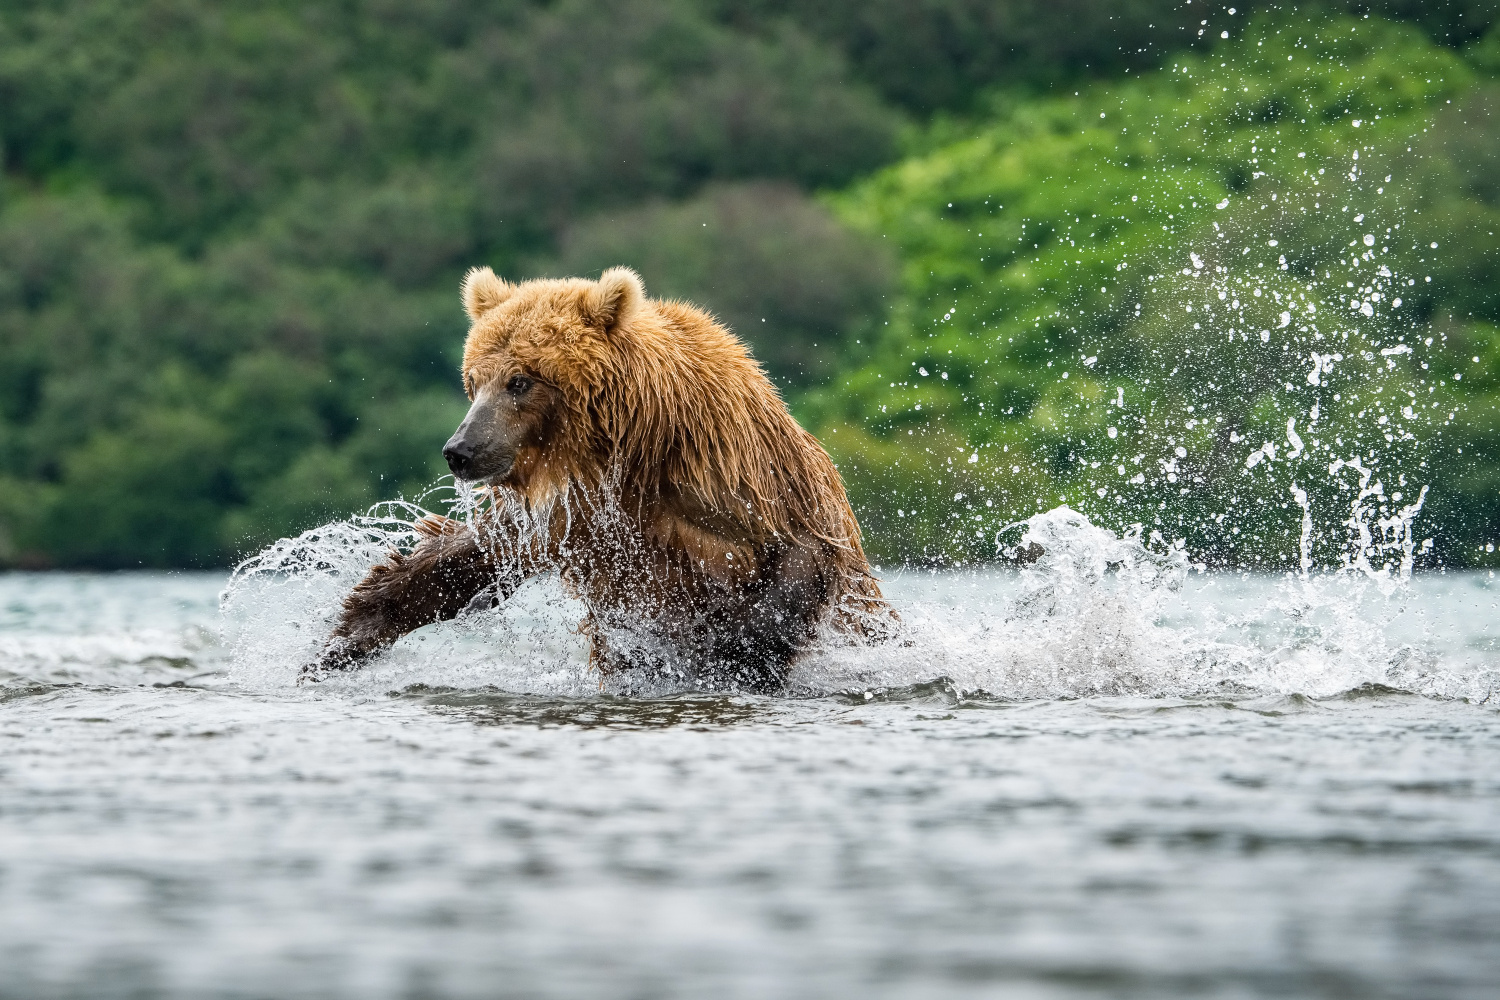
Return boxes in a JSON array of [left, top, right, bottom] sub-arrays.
[[0, 1, 1494, 567]]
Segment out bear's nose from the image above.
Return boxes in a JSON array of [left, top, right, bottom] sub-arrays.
[[443, 440, 474, 476]]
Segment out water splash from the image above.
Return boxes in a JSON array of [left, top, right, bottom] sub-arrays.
[[804, 504, 1493, 703], [223, 500, 1497, 704], [220, 509, 420, 690]]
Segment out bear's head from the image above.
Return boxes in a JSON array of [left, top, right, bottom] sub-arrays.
[[441, 264, 861, 558], [443, 266, 644, 492]]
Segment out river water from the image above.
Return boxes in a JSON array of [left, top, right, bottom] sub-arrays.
[[2, 510, 1498, 999]]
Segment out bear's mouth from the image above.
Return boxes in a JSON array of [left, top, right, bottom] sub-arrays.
[[482, 455, 515, 485], [475, 455, 516, 484], [447, 448, 514, 484]]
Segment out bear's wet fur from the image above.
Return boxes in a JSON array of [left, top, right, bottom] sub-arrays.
[[305, 267, 891, 691]]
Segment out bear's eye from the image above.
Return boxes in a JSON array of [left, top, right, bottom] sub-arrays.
[[506, 375, 533, 396]]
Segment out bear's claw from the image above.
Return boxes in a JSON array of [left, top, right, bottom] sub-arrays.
[[297, 636, 370, 684]]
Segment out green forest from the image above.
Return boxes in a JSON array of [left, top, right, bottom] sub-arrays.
[[0, 0, 1495, 569]]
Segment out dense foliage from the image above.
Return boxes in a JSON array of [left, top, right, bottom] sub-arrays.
[[729, 1, 1496, 113], [0, 1, 1494, 568], [815, 13, 1500, 567]]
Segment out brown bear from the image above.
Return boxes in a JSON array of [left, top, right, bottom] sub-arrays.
[[303, 266, 891, 691]]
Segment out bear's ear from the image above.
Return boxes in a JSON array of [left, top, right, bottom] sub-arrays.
[[582, 266, 644, 333], [462, 266, 512, 321]]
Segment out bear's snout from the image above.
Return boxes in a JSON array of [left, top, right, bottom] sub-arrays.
[[443, 438, 476, 477], [443, 434, 511, 481], [443, 386, 522, 482]]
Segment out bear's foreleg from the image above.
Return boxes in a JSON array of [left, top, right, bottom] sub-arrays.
[[301, 517, 521, 681], [700, 542, 831, 691]]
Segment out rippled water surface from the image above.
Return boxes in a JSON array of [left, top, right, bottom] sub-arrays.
[[2, 547, 1499, 998]]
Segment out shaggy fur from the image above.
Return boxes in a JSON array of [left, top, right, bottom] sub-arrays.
[[306, 267, 890, 690]]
